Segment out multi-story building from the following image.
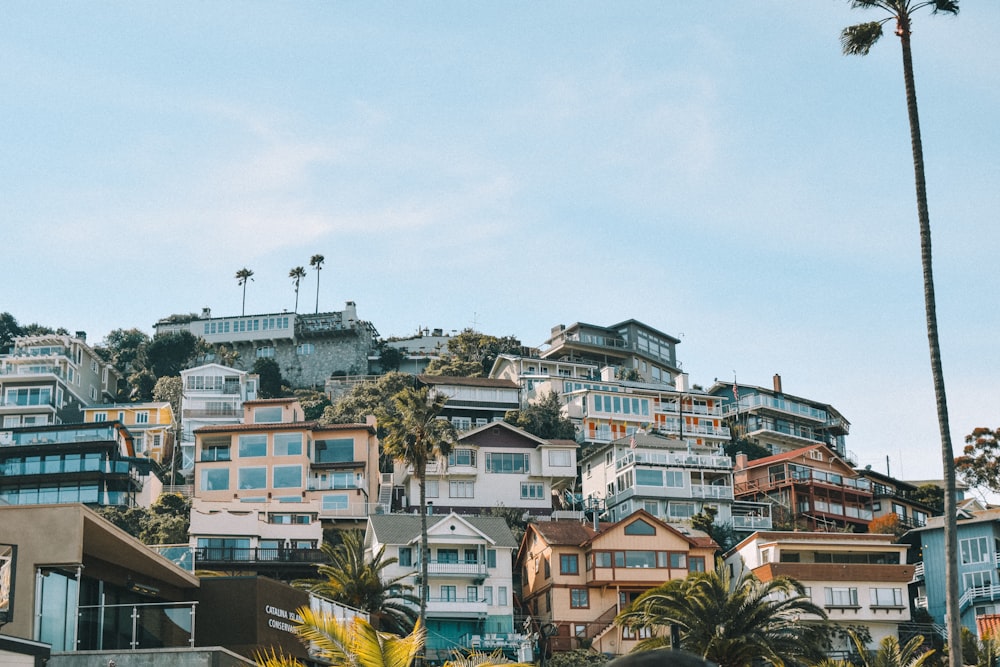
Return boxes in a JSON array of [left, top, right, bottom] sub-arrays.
[[732, 445, 873, 532], [518, 510, 717, 657], [579, 431, 771, 531], [0, 333, 120, 427], [727, 531, 914, 656], [366, 512, 523, 663], [190, 398, 380, 579], [416, 374, 520, 431], [490, 354, 602, 408], [82, 401, 176, 465], [709, 375, 851, 458], [154, 301, 378, 388], [391, 420, 578, 516], [538, 320, 681, 386], [856, 468, 936, 531], [906, 508, 1000, 634], [178, 363, 258, 478], [0, 421, 144, 507]]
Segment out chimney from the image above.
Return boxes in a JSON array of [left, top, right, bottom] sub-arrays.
[[773, 374, 782, 394], [734, 453, 748, 470], [201, 307, 212, 318], [675, 373, 689, 392]]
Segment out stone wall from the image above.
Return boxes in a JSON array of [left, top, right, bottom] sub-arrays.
[[226, 329, 374, 389]]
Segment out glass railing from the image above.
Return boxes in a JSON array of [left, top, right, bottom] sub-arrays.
[[149, 545, 196, 571], [0, 425, 119, 446], [76, 601, 196, 650], [617, 451, 731, 470]]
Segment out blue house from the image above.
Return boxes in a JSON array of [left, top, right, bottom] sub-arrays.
[[906, 504, 1000, 633]]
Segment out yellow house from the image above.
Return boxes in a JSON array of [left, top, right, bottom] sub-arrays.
[[82, 401, 176, 465], [518, 510, 717, 657]]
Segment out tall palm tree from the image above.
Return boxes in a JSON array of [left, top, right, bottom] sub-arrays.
[[377, 386, 457, 635], [816, 632, 935, 667], [841, 3, 960, 664], [235, 267, 254, 316], [310, 254, 325, 313], [289, 266, 306, 313], [294, 530, 420, 635], [615, 564, 828, 667], [255, 610, 425, 667]]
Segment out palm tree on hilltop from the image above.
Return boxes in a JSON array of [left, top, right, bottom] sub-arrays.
[[289, 266, 306, 313], [235, 267, 254, 316], [310, 254, 325, 313], [841, 3, 960, 664]]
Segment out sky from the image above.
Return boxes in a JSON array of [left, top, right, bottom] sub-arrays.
[[2, 2, 998, 488]]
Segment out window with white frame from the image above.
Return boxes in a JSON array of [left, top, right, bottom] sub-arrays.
[[824, 587, 858, 607], [256, 347, 275, 358], [548, 450, 572, 467], [964, 570, 993, 590], [93, 412, 108, 422], [962, 537, 990, 564], [449, 481, 474, 498], [870, 588, 904, 607], [521, 483, 545, 499], [451, 416, 472, 431], [296, 343, 315, 356], [135, 411, 149, 424], [425, 480, 439, 498]]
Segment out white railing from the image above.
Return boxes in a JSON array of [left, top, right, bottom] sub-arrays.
[[731, 515, 772, 530], [690, 483, 734, 500], [617, 451, 731, 470], [959, 584, 1000, 610]]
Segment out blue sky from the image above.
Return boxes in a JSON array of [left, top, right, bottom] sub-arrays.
[[3, 2, 997, 487]]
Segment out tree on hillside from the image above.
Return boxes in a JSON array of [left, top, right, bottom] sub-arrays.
[[378, 387, 456, 637], [95, 328, 151, 373], [294, 388, 331, 421], [842, 3, 961, 660], [310, 254, 325, 313], [253, 357, 285, 399], [289, 266, 307, 313], [0, 312, 23, 350], [236, 267, 254, 316], [423, 329, 523, 377], [143, 330, 201, 379], [153, 376, 183, 420], [912, 483, 945, 513], [955, 427, 1000, 492], [504, 391, 576, 440], [97, 493, 190, 545], [321, 372, 415, 426], [616, 565, 827, 667]]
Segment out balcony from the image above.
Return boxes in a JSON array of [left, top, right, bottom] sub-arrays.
[[727, 394, 828, 423], [464, 632, 530, 650], [318, 502, 385, 519], [913, 561, 924, 581], [418, 560, 488, 580], [425, 597, 488, 618], [617, 450, 731, 471], [0, 364, 65, 378], [731, 514, 773, 530], [691, 483, 734, 500], [960, 583, 1000, 611], [76, 601, 196, 650], [194, 546, 326, 576]]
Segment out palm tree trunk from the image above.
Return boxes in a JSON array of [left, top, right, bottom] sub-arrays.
[[315, 269, 321, 314], [294, 286, 299, 313], [242, 284, 247, 316], [899, 25, 961, 667], [418, 462, 429, 666]]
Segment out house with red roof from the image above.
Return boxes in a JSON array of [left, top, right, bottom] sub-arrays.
[[517, 510, 717, 658], [733, 444, 873, 532]]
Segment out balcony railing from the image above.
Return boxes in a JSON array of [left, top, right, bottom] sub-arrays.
[[690, 483, 734, 500], [731, 514, 773, 530], [0, 364, 64, 378], [1, 459, 134, 476], [76, 601, 197, 650], [463, 632, 531, 649], [913, 561, 924, 580], [424, 597, 488, 616], [194, 546, 326, 565], [726, 394, 828, 422], [318, 502, 385, 518], [960, 583, 1000, 611], [617, 451, 731, 471], [422, 560, 488, 578]]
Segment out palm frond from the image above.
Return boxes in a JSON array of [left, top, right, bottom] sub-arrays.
[[842, 21, 885, 55]]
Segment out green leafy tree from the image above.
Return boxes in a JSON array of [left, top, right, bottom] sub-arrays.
[[487, 504, 530, 546], [912, 483, 945, 513], [95, 328, 151, 373], [956, 427, 1000, 492], [546, 649, 609, 667], [236, 267, 254, 316], [97, 493, 190, 545], [256, 611, 425, 667], [615, 564, 827, 667], [143, 330, 201, 379], [0, 312, 23, 351], [322, 372, 415, 425], [424, 329, 522, 377], [378, 387, 457, 634], [295, 530, 419, 635], [504, 391, 576, 440], [294, 388, 331, 421], [841, 2, 961, 662], [289, 266, 307, 313], [253, 357, 285, 399], [377, 343, 404, 372], [153, 376, 183, 419], [310, 254, 325, 313]]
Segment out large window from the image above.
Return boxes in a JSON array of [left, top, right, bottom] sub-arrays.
[[274, 433, 303, 456], [254, 407, 282, 423], [441, 585, 457, 602], [486, 452, 529, 474], [570, 589, 589, 608], [399, 547, 413, 567], [201, 468, 230, 491], [238, 434, 267, 458], [870, 588, 904, 607], [449, 449, 477, 467], [450, 481, 474, 498], [825, 587, 859, 607], [438, 549, 459, 564], [315, 439, 355, 464], [548, 450, 572, 467], [560, 554, 579, 575], [239, 467, 267, 490], [521, 483, 545, 499], [961, 537, 990, 564], [322, 494, 348, 511], [273, 465, 302, 488], [5, 387, 51, 406]]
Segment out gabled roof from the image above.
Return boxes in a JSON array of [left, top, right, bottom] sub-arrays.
[[737, 443, 849, 470], [529, 520, 597, 547], [522, 510, 716, 553], [367, 513, 519, 549], [418, 374, 518, 389], [587, 510, 716, 549], [457, 419, 559, 448]]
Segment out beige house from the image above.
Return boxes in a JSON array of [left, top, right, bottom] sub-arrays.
[[518, 510, 717, 657], [82, 401, 176, 465]]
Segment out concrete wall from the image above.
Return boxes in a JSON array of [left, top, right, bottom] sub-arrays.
[[48, 647, 254, 667]]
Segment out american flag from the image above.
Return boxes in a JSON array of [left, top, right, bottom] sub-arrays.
[[629, 434, 637, 449], [732, 381, 740, 403]]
